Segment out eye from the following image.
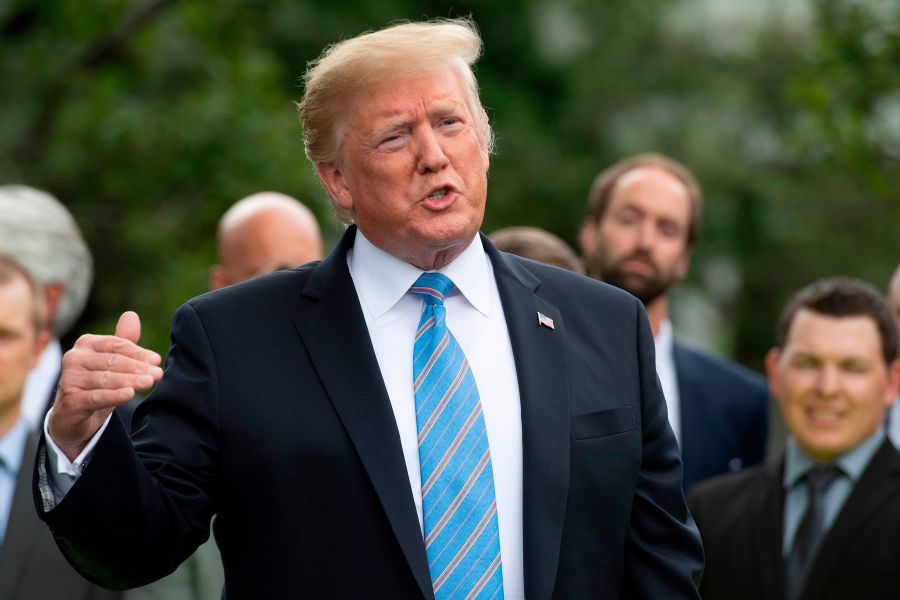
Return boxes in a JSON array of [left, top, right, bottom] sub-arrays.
[[378, 133, 406, 150], [790, 355, 820, 369]]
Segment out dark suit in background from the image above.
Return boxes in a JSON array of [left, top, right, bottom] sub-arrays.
[[36, 229, 703, 599], [689, 440, 900, 600], [675, 341, 769, 489]]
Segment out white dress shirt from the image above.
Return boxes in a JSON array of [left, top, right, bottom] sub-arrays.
[[22, 338, 62, 432], [349, 230, 524, 598], [45, 229, 525, 597], [0, 419, 29, 544], [655, 319, 681, 445]]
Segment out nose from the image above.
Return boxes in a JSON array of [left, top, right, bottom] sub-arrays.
[[816, 364, 840, 397], [415, 127, 450, 174], [636, 220, 658, 250]]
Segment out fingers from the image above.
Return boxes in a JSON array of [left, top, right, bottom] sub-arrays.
[[115, 310, 142, 344], [70, 349, 164, 379], [75, 333, 161, 366], [63, 368, 158, 396]]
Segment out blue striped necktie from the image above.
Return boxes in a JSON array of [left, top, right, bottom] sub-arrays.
[[410, 272, 504, 600]]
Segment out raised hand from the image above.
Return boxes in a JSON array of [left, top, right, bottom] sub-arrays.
[[48, 311, 164, 461]]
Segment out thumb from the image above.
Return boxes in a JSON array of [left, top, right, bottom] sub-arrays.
[[115, 311, 142, 344]]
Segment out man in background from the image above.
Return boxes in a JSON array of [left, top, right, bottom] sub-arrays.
[[579, 153, 768, 488], [489, 226, 584, 274], [0, 185, 93, 432], [128, 191, 324, 600], [0, 257, 120, 598], [210, 191, 323, 290], [689, 278, 900, 600]]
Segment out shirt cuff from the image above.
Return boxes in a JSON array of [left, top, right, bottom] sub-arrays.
[[41, 407, 114, 503]]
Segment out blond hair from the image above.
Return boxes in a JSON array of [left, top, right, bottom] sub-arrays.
[[298, 18, 493, 223]]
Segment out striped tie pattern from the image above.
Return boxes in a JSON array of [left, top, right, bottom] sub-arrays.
[[410, 272, 504, 600]]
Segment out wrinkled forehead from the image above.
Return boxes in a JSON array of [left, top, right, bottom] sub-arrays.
[[336, 63, 479, 149]]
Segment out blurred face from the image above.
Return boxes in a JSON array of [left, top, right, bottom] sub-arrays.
[[214, 208, 323, 289], [318, 68, 489, 270], [580, 166, 691, 305], [767, 309, 900, 462], [0, 273, 45, 426]]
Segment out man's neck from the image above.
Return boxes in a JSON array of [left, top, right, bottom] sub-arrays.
[[645, 297, 669, 338]]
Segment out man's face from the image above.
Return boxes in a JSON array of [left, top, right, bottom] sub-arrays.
[[580, 167, 691, 305], [318, 68, 489, 270], [767, 309, 900, 462], [0, 274, 44, 421]]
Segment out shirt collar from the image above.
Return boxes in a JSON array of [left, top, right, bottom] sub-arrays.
[[655, 318, 674, 352], [0, 419, 29, 475], [783, 426, 885, 489], [348, 229, 491, 321]]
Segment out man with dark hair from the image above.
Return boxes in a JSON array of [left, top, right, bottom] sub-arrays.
[[689, 277, 900, 600], [579, 153, 768, 488]]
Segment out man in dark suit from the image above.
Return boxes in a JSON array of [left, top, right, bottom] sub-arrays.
[[689, 278, 900, 600], [579, 153, 768, 489], [0, 258, 118, 599], [36, 19, 703, 598]]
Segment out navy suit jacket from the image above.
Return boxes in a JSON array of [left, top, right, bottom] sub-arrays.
[[36, 228, 702, 599], [689, 440, 900, 600], [674, 341, 768, 489]]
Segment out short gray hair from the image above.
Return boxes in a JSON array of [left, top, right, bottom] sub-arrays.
[[0, 185, 93, 335]]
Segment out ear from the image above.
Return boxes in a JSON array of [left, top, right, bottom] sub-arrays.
[[578, 219, 597, 258], [210, 265, 227, 291], [764, 348, 781, 399], [316, 163, 354, 213], [30, 328, 52, 370], [43, 281, 64, 333], [883, 359, 900, 408]]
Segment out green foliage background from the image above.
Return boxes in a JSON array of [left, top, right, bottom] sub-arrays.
[[2, 0, 898, 369]]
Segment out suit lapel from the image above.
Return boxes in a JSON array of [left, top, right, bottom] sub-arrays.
[[290, 228, 433, 599], [802, 441, 900, 600], [485, 240, 570, 600], [750, 460, 786, 600], [0, 433, 42, 598], [672, 343, 701, 482]]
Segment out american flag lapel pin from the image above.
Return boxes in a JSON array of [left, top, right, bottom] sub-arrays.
[[537, 312, 555, 330]]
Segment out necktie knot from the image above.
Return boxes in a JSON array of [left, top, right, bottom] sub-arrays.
[[805, 464, 841, 495], [410, 272, 455, 306]]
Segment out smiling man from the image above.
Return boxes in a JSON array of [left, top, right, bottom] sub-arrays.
[[35, 19, 702, 599], [689, 278, 900, 600]]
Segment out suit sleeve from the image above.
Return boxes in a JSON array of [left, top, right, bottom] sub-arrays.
[[33, 302, 220, 590], [623, 299, 705, 597]]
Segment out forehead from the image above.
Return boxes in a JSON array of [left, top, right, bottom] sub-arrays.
[[783, 309, 883, 359], [607, 166, 692, 220], [348, 69, 471, 130], [0, 273, 35, 326]]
